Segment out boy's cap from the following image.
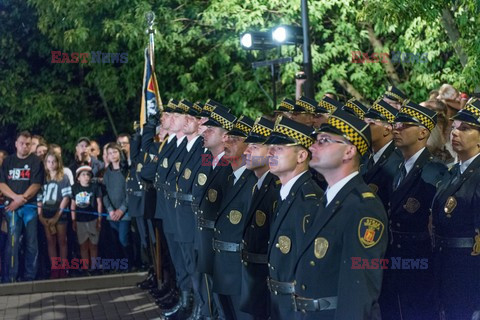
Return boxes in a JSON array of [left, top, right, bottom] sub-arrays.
[[76, 165, 93, 178]]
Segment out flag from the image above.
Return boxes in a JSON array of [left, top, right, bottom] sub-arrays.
[[140, 47, 162, 128]]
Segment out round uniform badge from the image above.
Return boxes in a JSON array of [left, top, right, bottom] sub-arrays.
[[314, 237, 329, 259], [276, 236, 291, 254], [184, 168, 191, 180], [403, 197, 420, 213], [198, 173, 207, 186], [229, 210, 242, 224], [208, 189, 217, 202], [255, 210, 266, 227], [162, 158, 169, 168], [443, 196, 457, 217]]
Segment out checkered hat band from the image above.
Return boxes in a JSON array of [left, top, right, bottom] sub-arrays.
[[319, 100, 337, 113], [280, 101, 295, 111], [252, 124, 272, 137], [401, 106, 435, 131], [211, 112, 234, 131], [372, 103, 395, 122], [205, 104, 215, 113], [385, 91, 405, 103], [168, 101, 177, 109], [235, 121, 252, 135], [193, 104, 203, 113], [275, 125, 314, 149], [464, 104, 480, 117], [345, 102, 365, 118], [328, 116, 369, 156], [297, 100, 316, 113], [178, 102, 189, 112]]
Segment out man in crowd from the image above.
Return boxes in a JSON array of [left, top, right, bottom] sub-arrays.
[[0, 131, 45, 282]]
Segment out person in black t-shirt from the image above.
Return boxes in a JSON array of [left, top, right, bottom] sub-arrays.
[[71, 165, 102, 270], [0, 131, 44, 283], [37, 151, 72, 279]]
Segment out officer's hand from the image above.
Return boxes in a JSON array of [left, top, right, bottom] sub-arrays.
[[147, 112, 160, 126]]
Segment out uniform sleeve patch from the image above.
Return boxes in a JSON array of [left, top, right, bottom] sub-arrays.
[[358, 217, 384, 248]]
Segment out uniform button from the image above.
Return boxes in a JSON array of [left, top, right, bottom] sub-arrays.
[[293, 280, 297, 285], [301, 285, 306, 290], [310, 261, 315, 266], [214, 228, 217, 231], [396, 223, 400, 227], [275, 243, 280, 248], [250, 225, 254, 228], [397, 244, 401, 248], [243, 262, 248, 266], [267, 263, 271, 267]]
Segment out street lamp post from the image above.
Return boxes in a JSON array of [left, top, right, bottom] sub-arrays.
[[301, 0, 314, 99]]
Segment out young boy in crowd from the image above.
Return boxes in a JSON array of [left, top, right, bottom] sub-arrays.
[[71, 165, 102, 273]]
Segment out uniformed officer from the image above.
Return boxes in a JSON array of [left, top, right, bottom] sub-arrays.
[[240, 116, 280, 320], [138, 101, 177, 295], [291, 96, 317, 127], [312, 96, 342, 129], [380, 101, 447, 320], [291, 110, 387, 319], [211, 115, 257, 320], [274, 98, 296, 119], [342, 98, 369, 119], [431, 98, 480, 319], [360, 99, 403, 210], [382, 85, 408, 110], [264, 116, 323, 320], [196, 106, 236, 319], [140, 99, 181, 303]]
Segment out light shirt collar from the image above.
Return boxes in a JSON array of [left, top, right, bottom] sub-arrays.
[[186, 135, 201, 152], [257, 170, 269, 190], [373, 141, 393, 164], [233, 165, 247, 185], [404, 147, 425, 175], [325, 171, 359, 206], [167, 134, 176, 143], [212, 151, 225, 170], [176, 135, 186, 147], [280, 171, 308, 201], [459, 153, 480, 174]]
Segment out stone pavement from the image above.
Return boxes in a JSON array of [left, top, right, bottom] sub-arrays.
[[0, 286, 165, 320]]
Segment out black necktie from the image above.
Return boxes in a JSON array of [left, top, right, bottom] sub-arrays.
[[450, 163, 461, 185], [394, 163, 407, 189], [366, 154, 375, 171]]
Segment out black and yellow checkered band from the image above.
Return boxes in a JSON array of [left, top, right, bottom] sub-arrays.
[[399, 106, 435, 131], [296, 100, 316, 113], [252, 123, 272, 137], [211, 112, 234, 131], [318, 100, 337, 113], [234, 119, 253, 136], [178, 102, 190, 113], [384, 90, 405, 103], [371, 100, 396, 123], [464, 101, 480, 117], [345, 99, 366, 118], [328, 115, 370, 156], [280, 100, 295, 111], [204, 104, 215, 113], [274, 123, 314, 149], [167, 100, 178, 110], [192, 103, 203, 113]]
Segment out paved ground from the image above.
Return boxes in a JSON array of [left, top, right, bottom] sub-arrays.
[[0, 286, 165, 320]]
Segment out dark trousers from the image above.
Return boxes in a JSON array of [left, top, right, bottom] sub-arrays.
[[164, 231, 190, 291], [218, 294, 254, 320], [153, 218, 174, 287], [199, 273, 225, 319]]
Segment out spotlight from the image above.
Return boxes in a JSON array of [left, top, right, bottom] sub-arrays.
[[271, 25, 303, 45], [239, 31, 275, 50], [240, 33, 252, 48]]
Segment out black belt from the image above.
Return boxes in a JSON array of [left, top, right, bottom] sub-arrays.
[[241, 250, 267, 264], [267, 278, 295, 295], [171, 192, 193, 202], [213, 239, 242, 252], [390, 230, 430, 242], [293, 296, 337, 312], [434, 235, 474, 248], [198, 217, 215, 230]]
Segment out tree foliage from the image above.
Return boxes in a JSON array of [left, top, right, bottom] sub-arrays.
[[0, 0, 478, 152]]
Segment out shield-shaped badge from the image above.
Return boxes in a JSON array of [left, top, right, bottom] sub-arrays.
[[314, 237, 329, 259]]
